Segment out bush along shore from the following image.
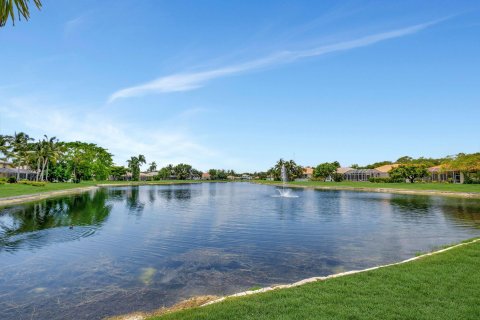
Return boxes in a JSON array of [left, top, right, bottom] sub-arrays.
[[108, 238, 480, 320]]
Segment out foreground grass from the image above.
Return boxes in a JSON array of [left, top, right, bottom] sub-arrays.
[[152, 239, 480, 320], [0, 180, 212, 198], [257, 180, 480, 193]]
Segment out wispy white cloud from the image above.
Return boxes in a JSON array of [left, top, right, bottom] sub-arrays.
[[64, 16, 85, 36], [109, 20, 439, 102], [0, 98, 236, 170]]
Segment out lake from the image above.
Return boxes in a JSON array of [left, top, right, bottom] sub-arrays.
[[1, 183, 480, 319]]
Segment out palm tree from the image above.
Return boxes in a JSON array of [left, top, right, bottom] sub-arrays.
[[127, 155, 146, 181], [43, 137, 62, 181], [10, 132, 33, 181], [0, 135, 11, 161], [148, 161, 157, 172], [1, 0, 42, 26]]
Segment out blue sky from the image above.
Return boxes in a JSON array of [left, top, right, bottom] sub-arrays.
[[1, 0, 479, 172]]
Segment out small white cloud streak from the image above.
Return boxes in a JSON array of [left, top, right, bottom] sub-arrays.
[[109, 20, 438, 102], [0, 99, 236, 171]]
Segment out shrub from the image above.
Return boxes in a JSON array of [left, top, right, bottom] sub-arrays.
[[331, 173, 344, 182], [27, 181, 46, 187], [0, 181, 5, 185], [7, 176, 17, 183], [368, 177, 404, 183], [16, 180, 46, 187]]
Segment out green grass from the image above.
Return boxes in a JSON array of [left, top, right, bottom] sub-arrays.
[[152, 239, 480, 320], [0, 180, 218, 199], [256, 180, 480, 193], [0, 181, 99, 198]]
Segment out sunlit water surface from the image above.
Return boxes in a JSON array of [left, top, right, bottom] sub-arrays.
[[1, 183, 480, 319]]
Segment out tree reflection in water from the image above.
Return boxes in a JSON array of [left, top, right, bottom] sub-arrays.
[[0, 189, 111, 252]]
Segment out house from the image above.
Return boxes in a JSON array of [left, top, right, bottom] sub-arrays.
[[0, 161, 14, 169], [336, 167, 354, 174], [427, 165, 464, 184], [299, 167, 314, 180], [343, 169, 383, 181], [0, 161, 36, 180], [140, 171, 158, 181], [374, 164, 400, 175], [201, 172, 211, 180]]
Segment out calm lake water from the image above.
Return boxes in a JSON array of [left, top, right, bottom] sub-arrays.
[[1, 183, 480, 319]]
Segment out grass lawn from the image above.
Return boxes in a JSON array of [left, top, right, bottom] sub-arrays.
[[151, 239, 480, 320], [257, 180, 480, 193], [0, 180, 211, 199]]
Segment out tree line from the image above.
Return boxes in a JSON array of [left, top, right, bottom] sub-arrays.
[[265, 153, 480, 184], [0, 132, 113, 182]]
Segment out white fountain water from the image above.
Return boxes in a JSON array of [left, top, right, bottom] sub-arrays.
[[274, 164, 298, 198]]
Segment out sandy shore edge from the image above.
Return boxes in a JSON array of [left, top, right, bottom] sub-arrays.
[[108, 238, 480, 320]]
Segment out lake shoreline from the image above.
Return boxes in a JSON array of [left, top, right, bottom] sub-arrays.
[[0, 181, 222, 207], [109, 238, 480, 320], [2, 180, 480, 207], [255, 181, 480, 199]]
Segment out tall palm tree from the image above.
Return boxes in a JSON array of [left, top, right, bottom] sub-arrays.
[[127, 155, 146, 181], [43, 136, 62, 181], [10, 132, 33, 181], [148, 161, 157, 172], [0, 135, 11, 161], [1, 0, 42, 26]]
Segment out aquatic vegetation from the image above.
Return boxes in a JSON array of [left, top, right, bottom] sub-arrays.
[[139, 267, 157, 286]]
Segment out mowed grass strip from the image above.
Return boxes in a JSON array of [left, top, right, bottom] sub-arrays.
[[152, 240, 480, 320], [258, 180, 480, 193], [0, 181, 98, 198], [0, 180, 218, 198]]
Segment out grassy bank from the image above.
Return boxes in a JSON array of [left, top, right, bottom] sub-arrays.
[[150, 239, 480, 320], [257, 180, 480, 193], [0, 180, 212, 199]]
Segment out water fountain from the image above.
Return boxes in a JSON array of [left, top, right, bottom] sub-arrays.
[[275, 164, 298, 198]]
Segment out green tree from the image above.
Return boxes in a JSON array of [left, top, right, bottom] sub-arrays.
[[208, 169, 228, 180], [389, 164, 429, 183], [313, 161, 340, 181], [156, 165, 173, 180], [1, 0, 42, 26], [396, 156, 413, 164], [64, 142, 113, 182], [363, 160, 392, 169], [8, 132, 33, 181], [446, 153, 480, 183], [127, 154, 146, 181], [110, 166, 128, 180], [269, 159, 303, 181], [174, 163, 192, 180], [147, 161, 157, 172]]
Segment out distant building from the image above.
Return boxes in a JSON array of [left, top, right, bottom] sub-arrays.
[[0, 161, 14, 169], [0, 161, 36, 180], [301, 167, 314, 180], [202, 172, 211, 180], [343, 169, 383, 182], [336, 167, 354, 174], [427, 165, 464, 184], [140, 171, 158, 181], [374, 164, 400, 174]]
